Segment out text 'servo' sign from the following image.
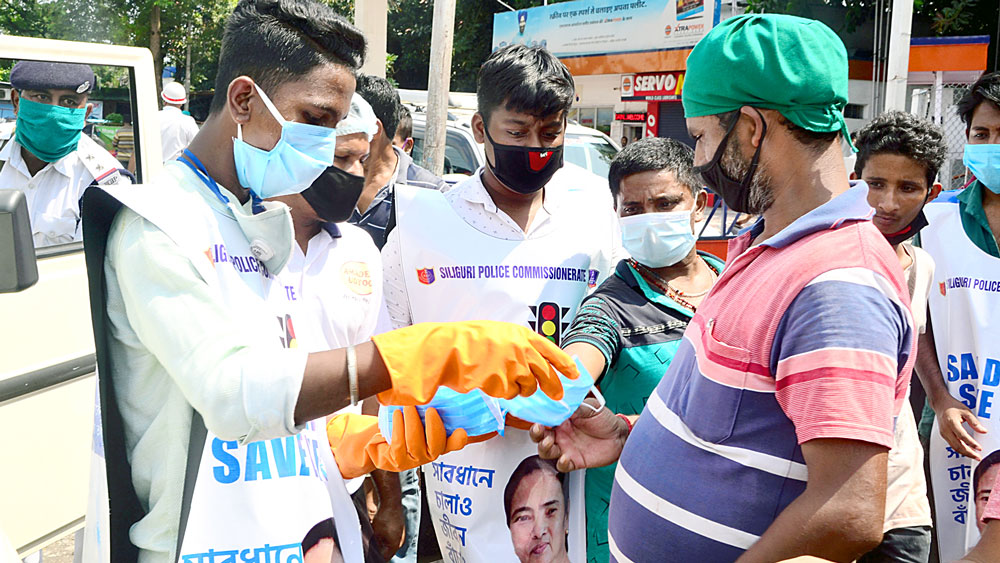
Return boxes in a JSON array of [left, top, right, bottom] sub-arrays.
[[621, 71, 685, 102]]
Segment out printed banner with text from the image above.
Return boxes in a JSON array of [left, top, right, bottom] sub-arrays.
[[492, 0, 720, 58]]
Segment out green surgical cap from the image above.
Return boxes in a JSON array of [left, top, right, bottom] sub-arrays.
[[682, 14, 854, 150]]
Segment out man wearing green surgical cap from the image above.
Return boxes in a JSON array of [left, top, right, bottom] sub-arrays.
[[0, 61, 128, 248], [529, 14, 917, 562]]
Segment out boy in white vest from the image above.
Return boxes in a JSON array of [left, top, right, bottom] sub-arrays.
[[80, 3, 577, 562], [918, 70, 1000, 560], [379, 44, 623, 563], [850, 110, 946, 563]]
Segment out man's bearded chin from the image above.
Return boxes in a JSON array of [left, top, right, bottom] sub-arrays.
[[722, 139, 774, 215]]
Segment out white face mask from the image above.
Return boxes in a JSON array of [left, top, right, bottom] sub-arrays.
[[176, 150, 296, 275], [620, 209, 697, 268], [230, 199, 295, 275]]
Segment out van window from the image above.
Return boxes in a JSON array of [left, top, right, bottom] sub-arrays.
[[0, 61, 142, 250]]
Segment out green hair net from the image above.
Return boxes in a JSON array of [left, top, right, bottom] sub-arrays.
[[682, 14, 855, 150]]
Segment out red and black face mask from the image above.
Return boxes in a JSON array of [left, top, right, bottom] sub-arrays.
[[883, 209, 929, 246], [483, 124, 564, 194]]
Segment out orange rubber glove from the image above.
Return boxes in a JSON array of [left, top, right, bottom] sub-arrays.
[[372, 320, 579, 406], [328, 406, 469, 478]]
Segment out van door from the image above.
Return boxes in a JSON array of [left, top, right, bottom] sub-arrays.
[[0, 36, 160, 558]]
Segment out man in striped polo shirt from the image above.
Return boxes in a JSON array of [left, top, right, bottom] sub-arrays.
[[531, 14, 915, 562]]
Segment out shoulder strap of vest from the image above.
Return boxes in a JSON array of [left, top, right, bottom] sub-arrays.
[[907, 251, 919, 300], [394, 183, 456, 234], [175, 412, 207, 560], [80, 187, 144, 561]]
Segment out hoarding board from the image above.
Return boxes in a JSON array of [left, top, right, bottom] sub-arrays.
[[493, 0, 720, 58]]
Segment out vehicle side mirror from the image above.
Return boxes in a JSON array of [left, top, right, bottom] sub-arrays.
[[0, 190, 39, 293]]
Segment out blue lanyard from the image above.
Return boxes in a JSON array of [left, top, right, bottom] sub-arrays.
[[178, 149, 266, 213], [178, 149, 229, 205]]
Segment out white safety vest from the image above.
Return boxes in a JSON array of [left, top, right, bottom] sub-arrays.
[[924, 198, 1000, 561], [395, 183, 614, 563], [82, 167, 363, 563]]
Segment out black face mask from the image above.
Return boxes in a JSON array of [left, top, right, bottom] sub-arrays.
[[300, 165, 365, 223], [483, 125, 564, 194], [883, 209, 929, 246], [692, 110, 767, 214]]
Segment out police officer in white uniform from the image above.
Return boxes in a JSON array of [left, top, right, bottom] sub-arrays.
[[0, 61, 126, 247], [159, 81, 199, 163]]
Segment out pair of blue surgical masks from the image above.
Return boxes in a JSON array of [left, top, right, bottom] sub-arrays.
[[378, 358, 597, 441], [379, 388, 506, 442], [620, 210, 697, 268], [232, 83, 339, 199], [964, 144, 1000, 194]]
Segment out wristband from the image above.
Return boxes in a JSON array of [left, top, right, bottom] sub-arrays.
[[616, 413, 633, 434], [347, 345, 358, 407]]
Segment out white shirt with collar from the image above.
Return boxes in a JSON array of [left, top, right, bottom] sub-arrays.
[[274, 222, 388, 494], [278, 222, 387, 352], [0, 133, 123, 247], [159, 106, 199, 164], [382, 162, 625, 328]]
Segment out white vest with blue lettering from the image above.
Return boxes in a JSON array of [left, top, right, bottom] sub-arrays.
[[924, 197, 1000, 561], [100, 163, 363, 563], [395, 178, 615, 563]]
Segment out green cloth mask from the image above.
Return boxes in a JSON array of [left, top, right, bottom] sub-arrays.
[[15, 97, 87, 162], [682, 14, 856, 151]]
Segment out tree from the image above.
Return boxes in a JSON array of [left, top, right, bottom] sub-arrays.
[[47, 0, 129, 44], [386, 0, 434, 89], [386, 0, 572, 91], [94, 0, 233, 101], [0, 0, 54, 39]]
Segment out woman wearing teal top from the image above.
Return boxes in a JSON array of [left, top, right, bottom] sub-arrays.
[[561, 138, 723, 563]]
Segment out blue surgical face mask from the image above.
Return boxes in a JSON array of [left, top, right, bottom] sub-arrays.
[[379, 388, 507, 442], [620, 209, 697, 268], [498, 357, 596, 427], [964, 144, 1000, 194], [232, 83, 339, 199]]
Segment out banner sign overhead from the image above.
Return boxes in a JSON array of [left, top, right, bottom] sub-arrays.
[[492, 0, 720, 58]]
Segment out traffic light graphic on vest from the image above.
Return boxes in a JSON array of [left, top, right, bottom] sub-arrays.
[[528, 301, 570, 346]]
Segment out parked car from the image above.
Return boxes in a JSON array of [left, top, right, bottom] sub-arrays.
[[408, 115, 483, 184], [563, 126, 619, 179]]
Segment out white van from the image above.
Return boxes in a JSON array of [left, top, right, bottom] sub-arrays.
[[0, 35, 161, 558]]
